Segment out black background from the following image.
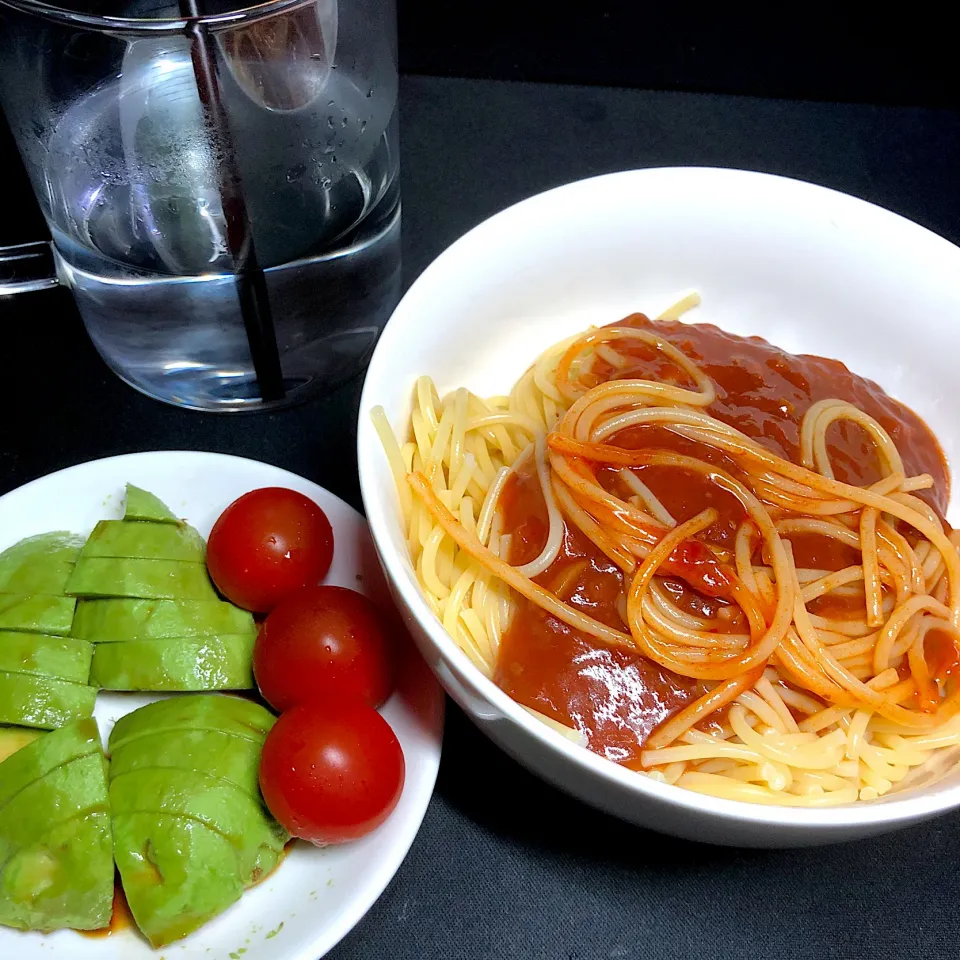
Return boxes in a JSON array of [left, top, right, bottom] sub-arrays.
[[5, 6, 960, 960], [398, 3, 959, 107]]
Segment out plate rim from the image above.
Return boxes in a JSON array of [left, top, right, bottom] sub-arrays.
[[0, 449, 445, 959]]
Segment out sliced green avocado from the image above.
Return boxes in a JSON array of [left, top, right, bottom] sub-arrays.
[[124, 484, 181, 524], [0, 752, 108, 867], [0, 728, 44, 765], [90, 635, 254, 691], [65, 558, 218, 601], [0, 533, 84, 596], [0, 632, 93, 684], [0, 595, 76, 636], [109, 695, 275, 751], [0, 717, 100, 810], [109, 768, 287, 883], [0, 811, 113, 932], [80, 519, 205, 563], [73, 598, 254, 642], [0, 534, 80, 583], [112, 812, 244, 948], [110, 728, 263, 797], [0, 672, 96, 730]]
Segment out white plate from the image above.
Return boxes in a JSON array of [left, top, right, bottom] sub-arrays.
[[0, 451, 444, 958]]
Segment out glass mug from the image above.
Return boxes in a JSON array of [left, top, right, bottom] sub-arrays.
[[0, 0, 400, 411]]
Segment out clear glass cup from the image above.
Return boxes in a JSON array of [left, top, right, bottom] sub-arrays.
[[0, 0, 400, 411]]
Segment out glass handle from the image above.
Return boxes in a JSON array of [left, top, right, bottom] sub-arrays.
[[0, 241, 59, 295]]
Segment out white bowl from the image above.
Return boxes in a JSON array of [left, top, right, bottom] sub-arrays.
[[357, 167, 960, 847]]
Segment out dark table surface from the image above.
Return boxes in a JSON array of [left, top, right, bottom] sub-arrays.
[[6, 75, 960, 960]]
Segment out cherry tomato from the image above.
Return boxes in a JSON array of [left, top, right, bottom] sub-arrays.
[[206, 487, 334, 613], [259, 700, 405, 845], [254, 585, 394, 712]]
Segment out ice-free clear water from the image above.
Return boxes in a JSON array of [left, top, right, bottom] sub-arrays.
[[42, 38, 400, 410]]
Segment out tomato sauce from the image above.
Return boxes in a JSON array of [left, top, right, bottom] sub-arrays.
[[80, 879, 133, 938], [494, 314, 948, 763]]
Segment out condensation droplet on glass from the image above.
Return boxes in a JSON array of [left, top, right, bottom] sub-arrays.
[[327, 100, 335, 107], [359, 120, 367, 134], [326, 116, 335, 129], [323, 144, 335, 154], [341, 117, 348, 128], [319, 176, 332, 189], [286, 162, 306, 183], [366, 88, 374, 98]]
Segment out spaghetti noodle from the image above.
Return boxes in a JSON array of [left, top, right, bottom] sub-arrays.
[[373, 297, 960, 806]]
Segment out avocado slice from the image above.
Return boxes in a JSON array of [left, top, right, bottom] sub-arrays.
[[0, 721, 112, 932], [0, 728, 44, 765], [0, 717, 100, 810], [80, 519, 205, 563], [73, 598, 255, 642], [0, 672, 96, 729], [0, 811, 113, 932], [0, 632, 93, 684], [90, 635, 254, 691], [124, 484, 181, 524], [109, 694, 275, 751], [109, 767, 287, 883], [110, 728, 263, 797], [0, 533, 84, 596], [0, 595, 76, 636], [65, 558, 218, 601], [108, 697, 285, 946], [112, 812, 244, 947], [0, 752, 109, 867]]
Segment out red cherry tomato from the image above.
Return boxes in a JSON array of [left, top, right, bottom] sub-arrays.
[[259, 700, 405, 845], [206, 487, 334, 613], [254, 586, 394, 713]]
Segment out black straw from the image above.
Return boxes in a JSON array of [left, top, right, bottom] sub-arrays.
[[180, 0, 286, 403]]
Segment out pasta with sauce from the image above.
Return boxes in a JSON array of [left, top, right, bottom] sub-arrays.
[[372, 295, 960, 806]]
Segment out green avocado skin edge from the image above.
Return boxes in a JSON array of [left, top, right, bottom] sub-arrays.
[[0, 720, 113, 932]]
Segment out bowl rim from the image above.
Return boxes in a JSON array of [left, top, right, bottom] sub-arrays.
[[358, 165, 960, 831]]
